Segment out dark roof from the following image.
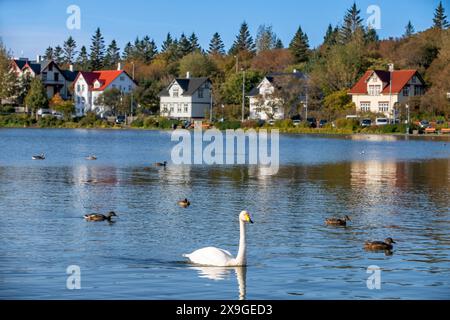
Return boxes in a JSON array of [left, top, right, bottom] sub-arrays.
[[247, 72, 307, 96], [62, 69, 78, 82], [159, 77, 210, 97], [13, 59, 41, 74]]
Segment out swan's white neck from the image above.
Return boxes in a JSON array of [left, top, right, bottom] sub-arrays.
[[234, 219, 247, 266]]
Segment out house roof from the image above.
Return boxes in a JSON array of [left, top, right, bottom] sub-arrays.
[[349, 69, 422, 95], [247, 71, 307, 97], [13, 59, 42, 74], [62, 69, 78, 82], [75, 70, 127, 91], [159, 77, 210, 97], [13, 59, 78, 81]]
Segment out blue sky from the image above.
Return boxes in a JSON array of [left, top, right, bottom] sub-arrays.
[[0, 0, 446, 58]]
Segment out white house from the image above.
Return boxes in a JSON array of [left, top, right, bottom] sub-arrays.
[[12, 56, 77, 100], [349, 67, 425, 119], [159, 72, 212, 120], [247, 71, 307, 120], [73, 64, 136, 117]]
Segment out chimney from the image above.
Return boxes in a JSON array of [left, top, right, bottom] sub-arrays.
[[36, 55, 42, 63], [388, 63, 394, 72], [117, 62, 122, 71], [69, 64, 74, 72], [186, 71, 190, 79]]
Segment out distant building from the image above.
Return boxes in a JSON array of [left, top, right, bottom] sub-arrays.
[[349, 67, 425, 119], [73, 64, 136, 117], [159, 72, 212, 120], [11, 56, 77, 100], [247, 70, 307, 120]]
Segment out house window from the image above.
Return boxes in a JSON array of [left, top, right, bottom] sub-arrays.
[[112, 84, 116, 89], [198, 88, 204, 98], [77, 97, 81, 104], [42, 72, 47, 81], [82, 85, 85, 92], [48, 64, 53, 71], [414, 86, 423, 96], [173, 88, 179, 97], [120, 76, 125, 81], [77, 84, 81, 92], [184, 104, 188, 113], [411, 76, 417, 84], [368, 85, 381, 96], [54, 73, 59, 81], [403, 86, 410, 96], [378, 102, 389, 112], [170, 106, 174, 112], [360, 102, 371, 112], [128, 85, 132, 91]]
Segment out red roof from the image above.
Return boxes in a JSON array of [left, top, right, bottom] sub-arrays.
[[349, 69, 421, 95], [76, 70, 125, 91]]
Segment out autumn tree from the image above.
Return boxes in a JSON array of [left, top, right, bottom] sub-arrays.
[[178, 52, 217, 78], [0, 42, 17, 101]]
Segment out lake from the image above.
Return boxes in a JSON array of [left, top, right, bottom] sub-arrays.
[[0, 128, 449, 299]]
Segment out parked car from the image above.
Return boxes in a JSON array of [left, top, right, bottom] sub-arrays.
[[419, 120, 430, 128], [115, 115, 126, 124], [52, 112, 64, 120], [306, 117, 317, 128], [293, 120, 301, 126], [375, 118, 388, 126], [360, 119, 372, 127], [318, 119, 328, 128], [436, 120, 445, 125], [41, 110, 53, 118]]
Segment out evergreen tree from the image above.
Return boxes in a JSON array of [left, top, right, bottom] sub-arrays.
[[122, 42, 133, 60], [404, 21, 415, 37], [161, 33, 174, 53], [178, 33, 192, 57], [89, 27, 105, 70], [44, 46, 54, 61], [189, 32, 201, 52], [76, 46, 90, 70], [365, 26, 379, 43], [323, 24, 338, 46], [433, 1, 449, 29], [54, 46, 64, 64], [229, 21, 255, 55], [289, 26, 310, 63], [275, 38, 284, 49], [208, 32, 225, 55], [140, 36, 157, 63], [63, 36, 77, 65], [255, 24, 277, 52], [104, 40, 121, 69], [339, 2, 364, 44]]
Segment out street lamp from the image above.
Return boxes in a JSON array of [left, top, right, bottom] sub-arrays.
[[241, 68, 245, 122], [406, 104, 410, 134], [130, 61, 135, 117]]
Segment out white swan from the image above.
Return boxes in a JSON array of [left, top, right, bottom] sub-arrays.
[[183, 210, 253, 267]]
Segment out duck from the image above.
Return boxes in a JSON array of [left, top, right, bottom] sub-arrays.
[[178, 198, 190, 208], [32, 153, 45, 160], [154, 161, 167, 167], [183, 210, 254, 267], [364, 238, 396, 250], [86, 155, 97, 160], [325, 215, 351, 226], [84, 211, 117, 222]]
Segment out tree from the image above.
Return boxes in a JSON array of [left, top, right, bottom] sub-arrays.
[[50, 93, 74, 120], [76, 46, 90, 71], [255, 24, 277, 52], [178, 33, 191, 57], [229, 21, 256, 55], [134, 79, 165, 114], [44, 46, 54, 61], [25, 78, 48, 115], [208, 32, 225, 55], [220, 70, 261, 105], [104, 40, 121, 69], [404, 21, 415, 37], [54, 46, 64, 64], [339, 2, 364, 44], [90, 27, 105, 70], [140, 36, 158, 63], [0, 42, 18, 101], [63, 36, 77, 65], [289, 26, 310, 63], [323, 24, 339, 47], [189, 32, 201, 52], [122, 42, 133, 60], [95, 88, 131, 115], [433, 1, 449, 29], [365, 27, 379, 43], [178, 52, 217, 77], [275, 39, 284, 49], [322, 89, 354, 119], [161, 33, 174, 53]]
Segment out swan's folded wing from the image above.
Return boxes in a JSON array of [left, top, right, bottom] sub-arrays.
[[183, 247, 234, 266]]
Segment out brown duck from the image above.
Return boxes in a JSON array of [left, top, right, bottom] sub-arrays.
[[84, 211, 117, 222], [325, 215, 351, 226], [364, 238, 396, 250], [178, 198, 190, 208]]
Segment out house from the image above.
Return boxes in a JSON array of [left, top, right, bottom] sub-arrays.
[[349, 67, 425, 119], [247, 70, 307, 120], [159, 72, 212, 120], [12, 56, 77, 100], [73, 64, 137, 117]]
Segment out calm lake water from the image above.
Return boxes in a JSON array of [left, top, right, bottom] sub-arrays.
[[0, 128, 449, 300]]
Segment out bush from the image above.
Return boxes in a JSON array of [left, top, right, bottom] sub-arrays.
[[335, 118, 359, 130], [274, 119, 294, 128], [215, 120, 242, 130], [0, 114, 35, 127]]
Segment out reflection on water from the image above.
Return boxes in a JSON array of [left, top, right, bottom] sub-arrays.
[[189, 266, 247, 300], [0, 129, 449, 299]]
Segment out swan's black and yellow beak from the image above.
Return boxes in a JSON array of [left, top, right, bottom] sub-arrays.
[[249, 218, 254, 224]]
